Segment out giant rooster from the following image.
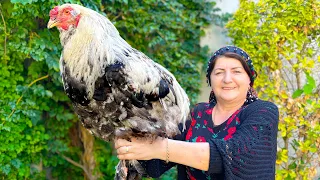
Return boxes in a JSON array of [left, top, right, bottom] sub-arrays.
[[47, 4, 190, 180]]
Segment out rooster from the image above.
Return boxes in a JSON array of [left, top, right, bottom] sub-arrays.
[[47, 4, 189, 180]]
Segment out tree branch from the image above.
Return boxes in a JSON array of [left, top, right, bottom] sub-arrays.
[[58, 152, 94, 180], [0, 3, 7, 63], [280, 68, 294, 91], [296, 42, 308, 89], [5, 75, 49, 123]]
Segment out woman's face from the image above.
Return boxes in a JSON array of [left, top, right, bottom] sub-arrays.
[[210, 57, 251, 104]]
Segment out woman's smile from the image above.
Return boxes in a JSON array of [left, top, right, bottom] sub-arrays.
[[222, 87, 236, 90]]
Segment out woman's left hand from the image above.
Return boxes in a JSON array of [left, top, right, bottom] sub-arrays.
[[114, 137, 166, 161]]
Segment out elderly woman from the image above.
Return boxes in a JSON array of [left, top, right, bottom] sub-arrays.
[[115, 46, 279, 179]]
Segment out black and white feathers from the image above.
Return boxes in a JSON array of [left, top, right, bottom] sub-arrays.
[[54, 4, 190, 179]]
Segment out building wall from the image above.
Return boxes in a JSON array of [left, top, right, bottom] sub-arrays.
[[198, 0, 239, 103]]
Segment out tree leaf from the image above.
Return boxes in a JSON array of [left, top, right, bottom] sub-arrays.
[[292, 89, 303, 98], [305, 72, 316, 88], [303, 84, 313, 95], [289, 162, 297, 169]]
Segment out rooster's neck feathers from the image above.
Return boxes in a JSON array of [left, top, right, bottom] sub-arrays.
[[59, 4, 133, 97]]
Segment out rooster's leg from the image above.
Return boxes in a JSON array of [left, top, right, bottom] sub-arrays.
[[115, 160, 128, 180]]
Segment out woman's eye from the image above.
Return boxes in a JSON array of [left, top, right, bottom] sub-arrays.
[[234, 71, 241, 73]]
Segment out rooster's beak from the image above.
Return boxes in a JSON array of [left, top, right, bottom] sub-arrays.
[[47, 19, 58, 29]]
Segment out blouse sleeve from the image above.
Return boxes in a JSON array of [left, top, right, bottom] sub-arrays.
[[139, 119, 192, 178], [206, 100, 279, 179]]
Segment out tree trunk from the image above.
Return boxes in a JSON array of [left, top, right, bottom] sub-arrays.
[[79, 123, 101, 180]]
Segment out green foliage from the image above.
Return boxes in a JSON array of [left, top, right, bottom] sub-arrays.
[[227, 0, 320, 179], [0, 0, 222, 179], [100, 0, 217, 103]]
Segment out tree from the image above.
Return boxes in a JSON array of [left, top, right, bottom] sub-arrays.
[[0, 0, 222, 179], [226, 0, 320, 179]]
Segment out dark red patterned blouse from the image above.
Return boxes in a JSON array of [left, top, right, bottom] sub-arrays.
[[185, 102, 246, 180]]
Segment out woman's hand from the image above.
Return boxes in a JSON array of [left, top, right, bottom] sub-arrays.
[[114, 137, 166, 161]]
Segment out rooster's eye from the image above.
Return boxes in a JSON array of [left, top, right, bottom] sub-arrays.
[[65, 11, 70, 14]]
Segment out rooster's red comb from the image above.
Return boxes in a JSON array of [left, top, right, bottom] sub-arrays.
[[49, 6, 59, 19]]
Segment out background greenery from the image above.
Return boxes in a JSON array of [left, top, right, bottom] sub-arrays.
[[0, 0, 223, 179]]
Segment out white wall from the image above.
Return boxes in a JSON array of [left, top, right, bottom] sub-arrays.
[[198, 0, 239, 102], [215, 0, 239, 15]]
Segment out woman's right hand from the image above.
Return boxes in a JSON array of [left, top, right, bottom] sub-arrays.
[[114, 137, 167, 161]]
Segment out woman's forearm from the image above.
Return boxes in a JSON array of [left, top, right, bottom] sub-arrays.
[[157, 139, 210, 171], [115, 137, 210, 171]]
